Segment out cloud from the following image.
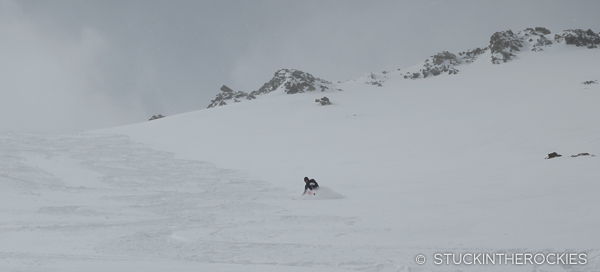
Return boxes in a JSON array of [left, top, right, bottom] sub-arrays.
[[0, 0, 142, 132]]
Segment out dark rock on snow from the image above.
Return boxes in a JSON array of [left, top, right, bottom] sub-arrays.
[[571, 153, 595, 157], [582, 80, 598, 85], [315, 97, 332, 106], [148, 114, 165, 121], [545, 152, 562, 159], [420, 51, 461, 78]]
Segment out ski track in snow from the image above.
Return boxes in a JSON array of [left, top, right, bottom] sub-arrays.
[[0, 133, 395, 271], [1, 132, 599, 272]]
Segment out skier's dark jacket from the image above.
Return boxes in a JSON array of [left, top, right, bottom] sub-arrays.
[[304, 179, 319, 193]]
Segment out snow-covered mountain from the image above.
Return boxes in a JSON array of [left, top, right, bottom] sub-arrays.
[[208, 27, 599, 107], [2, 27, 600, 272]]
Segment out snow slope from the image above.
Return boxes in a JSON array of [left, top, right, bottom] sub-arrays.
[[2, 36, 600, 271]]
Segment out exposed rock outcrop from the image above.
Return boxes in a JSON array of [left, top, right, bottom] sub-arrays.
[[555, 29, 600, 49], [489, 30, 524, 64], [545, 152, 562, 159], [420, 51, 461, 78], [521, 27, 551, 36], [207, 85, 255, 108], [207, 27, 599, 109], [250, 69, 335, 96], [207, 69, 340, 108], [520, 27, 554, 52], [571, 153, 594, 157], [458, 47, 487, 63], [402, 48, 486, 79], [148, 114, 165, 121]]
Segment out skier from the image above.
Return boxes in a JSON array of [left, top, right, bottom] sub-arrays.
[[302, 177, 319, 195]]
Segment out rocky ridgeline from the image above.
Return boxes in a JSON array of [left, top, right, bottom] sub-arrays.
[[208, 69, 339, 108], [208, 28, 599, 108], [371, 27, 599, 84], [403, 49, 485, 79], [479, 27, 597, 63], [358, 47, 488, 83]]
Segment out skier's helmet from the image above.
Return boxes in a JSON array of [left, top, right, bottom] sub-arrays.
[[304, 177, 309, 182]]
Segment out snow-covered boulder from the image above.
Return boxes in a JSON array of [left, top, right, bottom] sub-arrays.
[[315, 96, 332, 106]]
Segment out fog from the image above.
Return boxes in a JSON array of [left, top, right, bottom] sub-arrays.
[[1, 0, 599, 132]]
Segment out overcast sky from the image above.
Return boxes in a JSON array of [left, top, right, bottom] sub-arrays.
[[2, 0, 600, 132]]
